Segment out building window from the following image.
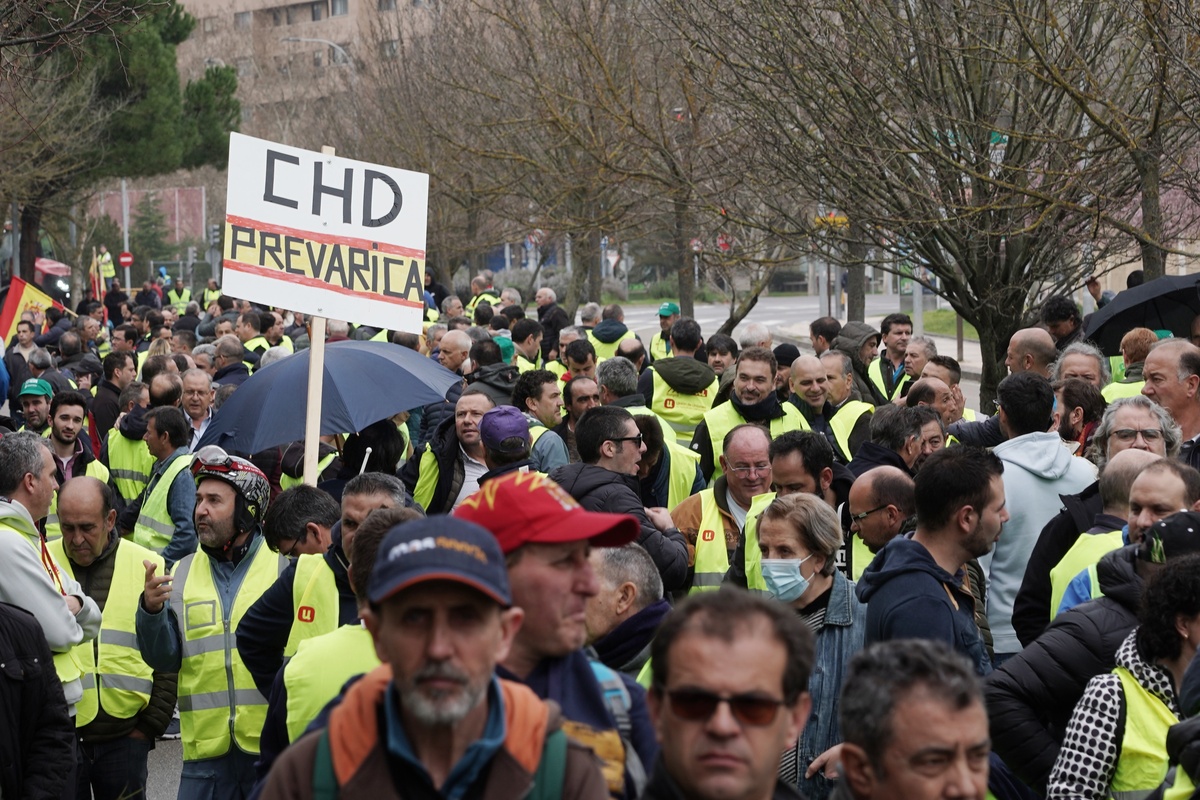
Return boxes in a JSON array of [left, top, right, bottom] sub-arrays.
[[272, 8, 284, 26], [330, 43, 351, 64], [331, 0, 348, 15], [313, 50, 324, 68], [234, 11, 251, 28], [202, 16, 218, 33], [378, 0, 396, 9], [380, 39, 398, 58], [311, 2, 322, 20], [286, 4, 302, 24]]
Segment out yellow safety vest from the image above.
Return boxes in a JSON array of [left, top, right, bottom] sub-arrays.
[[649, 332, 670, 361], [650, 368, 718, 446], [466, 289, 501, 318], [1110, 666, 1178, 800], [243, 336, 270, 369], [107, 428, 156, 504], [132, 453, 193, 553], [272, 335, 295, 354], [962, 407, 978, 422], [170, 538, 285, 760], [587, 329, 635, 360], [828, 401, 874, 462], [636, 659, 652, 690], [45, 459, 111, 542], [666, 441, 701, 511], [1103, 381, 1147, 402], [867, 358, 910, 402], [1049, 530, 1124, 620], [703, 402, 808, 481], [740, 492, 776, 596], [546, 360, 568, 381], [48, 538, 161, 726], [283, 555, 340, 659], [1164, 765, 1197, 800], [167, 288, 192, 314], [283, 623, 380, 743], [1110, 355, 1128, 383], [279, 451, 338, 491], [413, 446, 441, 511], [845, 534, 875, 581], [516, 353, 541, 373], [203, 288, 222, 307], [99, 252, 115, 280], [690, 490, 731, 594]]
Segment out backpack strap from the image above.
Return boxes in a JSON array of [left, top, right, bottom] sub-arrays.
[[589, 659, 648, 796], [313, 728, 339, 800], [525, 728, 567, 800]]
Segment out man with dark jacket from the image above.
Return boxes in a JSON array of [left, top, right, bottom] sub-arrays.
[[401, 389, 494, 514], [830, 321, 885, 406], [586, 543, 671, 680], [535, 286, 570, 361], [550, 405, 690, 592], [846, 405, 921, 478], [985, 502, 1200, 792], [857, 446, 1006, 677], [0, 601, 74, 800], [211, 334, 251, 387], [587, 303, 637, 360], [5, 319, 36, 418], [92, 351, 137, 441], [464, 338, 520, 406]]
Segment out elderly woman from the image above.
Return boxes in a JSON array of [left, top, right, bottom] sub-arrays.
[[1048, 548, 1200, 800], [758, 492, 866, 800]]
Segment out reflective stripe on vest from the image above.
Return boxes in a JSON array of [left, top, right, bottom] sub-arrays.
[[1103, 380, 1146, 402], [107, 428, 156, 503], [243, 336, 270, 369], [1110, 666, 1178, 800], [1049, 530, 1124, 621], [167, 288, 192, 314], [283, 624, 380, 742], [132, 454, 193, 553], [828, 401, 873, 462], [704, 402, 808, 482], [413, 446, 440, 511], [49, 538, 161, 725], [740, 493, 774, 595], [666, 441, 701, 511], [867, 358, 910, 401], [649, 333, 670, 361], [587, 329, 635, 360], [650, 368, 718, 446], [1164, 765, 1197, 800], [279, 451, 338, 491], [44, 460, 111, 542], [170, 540, 286, 760], [203, 289, 222, 307], [466, 290, 500, 317], [690, 490, 731, 594], [283, 555, 340, 659]]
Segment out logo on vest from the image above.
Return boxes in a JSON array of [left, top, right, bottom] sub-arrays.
[[297, 606, 316, 623], [664, 399, 675, 409], [701, 529, 715, 542]]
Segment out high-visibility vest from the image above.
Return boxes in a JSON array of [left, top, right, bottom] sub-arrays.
[[99, 252, 115, 280], [739, 492, 776, 596], [703, 402, 808, 481], [516, 353, 541, 373], [962, 407, 978, 422], [48, 538, 161, 726], [666, 442, 701, 511], [132, 453, 193, 553], [279, 451, 338, 491], [369, 328, 389, 343], [1110, 355, 1128, 383], [867, 358, 910, 402], [1103, 381, 1146, 402], [107, 428, 156, 504], [828, 401, 874, 462], [272, 335, 295, 354], [413, 446, 441, 511], [167, 288, 192, 314], [170, 538, 286, 760], [283, 555, 340, 659], [587, 329, 635, 360], [546, 360, 568, 381], [650, 368, 718, 446], [203, 288, 222, 307], [45, 459, 112, 542], [283, 623, 379, 742], [1164, 766, 1198, 800], [243, 336, 270, 369], [1110, 666, 1178, 800], [649, 332, 670, 361], [1049, 530, 1123, 620], [844, 533, 876, 581], [690, 490, 731, 594], [466, 289, 501, 317]]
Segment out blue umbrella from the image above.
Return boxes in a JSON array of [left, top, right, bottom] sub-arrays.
[[198, 340, 461, 454]]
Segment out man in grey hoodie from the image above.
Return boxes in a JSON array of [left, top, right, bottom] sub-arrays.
[[830, 322, 886, 406]]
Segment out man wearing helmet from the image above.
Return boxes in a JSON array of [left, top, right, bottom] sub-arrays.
[[136, 446, 286, 800]]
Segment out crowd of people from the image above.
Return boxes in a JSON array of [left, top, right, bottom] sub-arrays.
[[4, 266, 1200, 800]]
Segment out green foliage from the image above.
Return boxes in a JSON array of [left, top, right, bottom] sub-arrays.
[[182, 65, 240, 170], [129, 193, 172, 264]]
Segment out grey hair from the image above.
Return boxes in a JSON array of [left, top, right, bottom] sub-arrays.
[[425, 323, 447, 343], [596, 357, 639, 398], [579, 303, 601, 325], [257, 346, 290, 370], [28, 348, 52, 370], [1089, 395, 1182, 467], [326, 319, 350, 337], [758, 492, 843, 577], [820, 350, 853, 377], [344, 472, 413, 509], [559, 325, 585, 341], [181, 368, 213, 388], [186, 301, 201, 316], [907, 335, 938, 360], [839, 640, 983, 771], [0, 431, 51, 496], [594, 543, 663, 610], [192, 343, 217, 361], [500, 287, 522, 305], [539, 287, 557, 303], [869, 405, 922, 452], [1051, 341, 1111, 385], [738, 322, 771, 349]]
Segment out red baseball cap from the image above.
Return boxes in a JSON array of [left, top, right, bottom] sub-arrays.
[[454, 472, 639, 555]]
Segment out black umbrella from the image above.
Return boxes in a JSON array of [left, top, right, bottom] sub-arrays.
[[1082, 274, 1200, 356]]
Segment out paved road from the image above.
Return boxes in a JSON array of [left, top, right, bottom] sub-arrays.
[[148, 739, 182, 797]]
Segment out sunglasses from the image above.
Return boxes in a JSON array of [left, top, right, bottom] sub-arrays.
[[665, 688, 785, 727], [611, 434, 644, 447]]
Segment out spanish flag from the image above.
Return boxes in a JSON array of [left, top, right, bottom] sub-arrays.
[[0, 277, 63, 346]]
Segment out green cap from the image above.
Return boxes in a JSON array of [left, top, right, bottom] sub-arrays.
[[493, 334, 515, 363], [18, 378, 52, 398], [658, 302, 681, 317]]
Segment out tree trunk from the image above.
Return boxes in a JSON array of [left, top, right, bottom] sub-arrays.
[[564, 230, 591, 319], [716, 267, 775, 335], [673, 196, 695, 317], [1133, 146, 1166, 280], [845, 222, 867, 321], [18, 203, 40, 281]]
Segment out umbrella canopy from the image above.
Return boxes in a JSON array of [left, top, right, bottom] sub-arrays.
[[1082, 274, 1200, 356], [198, 340, 461, 454]]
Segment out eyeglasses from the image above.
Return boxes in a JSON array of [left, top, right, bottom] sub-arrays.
[[665, 688, 786, 727], [728, 464, 771, 477], [850, 505, 889, 522], [1111, 428, 1164, 443], [610, 434, 644, 448], [278, 537, 305, 558]]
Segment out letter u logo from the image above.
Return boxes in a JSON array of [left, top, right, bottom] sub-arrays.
[[297, 606, 316, 623]]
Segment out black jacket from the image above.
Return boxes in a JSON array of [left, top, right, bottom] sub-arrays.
[[91, 378, 123, 441], [465, 362, 519, 407], [3, 344, 31, 412], [537, 302, 571, 361], [213, 361, 250, 387], [642, 757, 806, 800], [549, 461, 689, 591], [947, 414, 1006, 448], [984, 544, 1143, 792], [846, 441, 913, 478], [1011, 481, 1106, 647], [236, 523, 359, 697], [0, 602, 74, 800], [400, 414, 465, 515]]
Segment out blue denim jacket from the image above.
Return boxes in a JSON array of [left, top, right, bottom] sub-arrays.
[[791, 571, 867, 800]]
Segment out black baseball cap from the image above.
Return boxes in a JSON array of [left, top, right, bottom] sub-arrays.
[[368, 516, 511, 606]]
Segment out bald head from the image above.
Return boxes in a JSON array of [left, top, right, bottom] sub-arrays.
[[859, 466, 915, 513], [1005, 328, 1057, 377], [1100, 448, 1164, 515], [789, 355, 829, 409], [438, 330, 472, 373]]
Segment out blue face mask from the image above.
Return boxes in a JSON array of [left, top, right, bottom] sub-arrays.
[[761, 555, 815, 603]]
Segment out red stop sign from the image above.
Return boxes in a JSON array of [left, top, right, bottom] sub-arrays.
[[118, 251, 134, 268]]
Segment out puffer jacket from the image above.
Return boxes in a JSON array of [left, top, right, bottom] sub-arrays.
[[549, 462, 689, 591], [399, 414, 464, 515], [831, 322, 886, 406], [984, 544, 1143, 793]]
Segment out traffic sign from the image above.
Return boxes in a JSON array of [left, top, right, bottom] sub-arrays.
[[690, 238, 704, 253], [118, 251, 133, 268], [717, 233, 732, 253]]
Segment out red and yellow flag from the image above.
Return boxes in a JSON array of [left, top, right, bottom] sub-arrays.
[[0, 277, 63, 344]]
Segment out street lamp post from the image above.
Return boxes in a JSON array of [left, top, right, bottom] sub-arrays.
[[279, 36, 356, 76]]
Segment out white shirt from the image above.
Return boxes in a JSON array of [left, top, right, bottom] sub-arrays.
[[454, 446, 488, 508], [188, 407, 214, 453], [726, 488, 749, 532]]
